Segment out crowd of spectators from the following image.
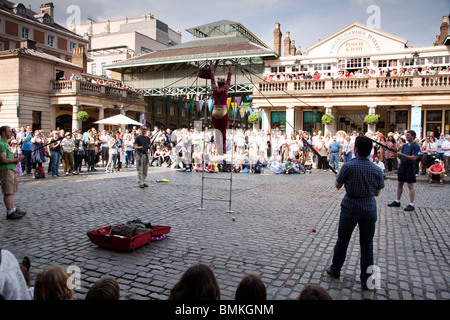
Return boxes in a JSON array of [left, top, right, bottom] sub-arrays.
[[59, 73, 137, 92], [264, 66, 450, 82], [0, 248, 332, 300], [7, 124, 450, 181]]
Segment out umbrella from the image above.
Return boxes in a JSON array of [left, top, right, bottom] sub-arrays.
[[94, 114, 143, 126]]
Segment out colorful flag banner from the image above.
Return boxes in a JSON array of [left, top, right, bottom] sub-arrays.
[[207, 99, 214, 113]]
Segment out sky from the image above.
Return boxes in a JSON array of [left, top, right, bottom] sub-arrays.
[[25, 0, 449, 49]]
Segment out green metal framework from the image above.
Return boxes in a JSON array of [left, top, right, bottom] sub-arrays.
[[186, 21, 270, 49], [139, 82, 254, 97]]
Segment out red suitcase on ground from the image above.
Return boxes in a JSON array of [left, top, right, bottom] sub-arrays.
[[87, 224, 171, 251]]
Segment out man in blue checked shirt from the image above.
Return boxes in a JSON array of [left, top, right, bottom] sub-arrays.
[[326, 136, 385, 290]]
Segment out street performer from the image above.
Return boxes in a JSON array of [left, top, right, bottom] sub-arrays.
[[134, 126, 151, 188], [326, 136, 385, 290], [210, 64, 232, 153]]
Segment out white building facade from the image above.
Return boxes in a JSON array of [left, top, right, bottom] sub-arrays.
[[252, 20, 450, 138]]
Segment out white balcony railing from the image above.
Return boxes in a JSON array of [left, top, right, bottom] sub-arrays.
[[52, 80, 142, 101], [254, 75, 450, 96]]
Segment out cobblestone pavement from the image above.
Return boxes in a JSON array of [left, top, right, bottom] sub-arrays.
[[1, 165, 449, 300]]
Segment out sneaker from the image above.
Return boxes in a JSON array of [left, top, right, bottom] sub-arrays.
[[6, 208, 26, 220], [139, 184, 145, 188], [387, 201, 401, 207], [326, 267, 340, 279], [404, 204, 415, 211], [143, 183, 149, 187], [429, 179, 433, 184], [440, 180, 444, 185]]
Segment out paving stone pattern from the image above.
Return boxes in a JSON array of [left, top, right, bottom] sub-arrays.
[[1, 166, 449, 300]]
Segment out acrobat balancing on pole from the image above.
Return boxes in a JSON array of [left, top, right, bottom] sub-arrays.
[[210, 63, 232, 153]]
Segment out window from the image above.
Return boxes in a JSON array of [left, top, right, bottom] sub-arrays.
[[429, 56, 450, 65], [313, 63, 331, 71], [346, 58, 370, 69], [47, 35, 54, 47], [32, 111, 41, 132], [270, 66, 286, 73], [21, 27, 29, 39], [69, 42, 76, 52], [291, 65, 299, 72], [101, 62, 106, 76], [91, 63, 96, 75], [271, 111, 286, 130]]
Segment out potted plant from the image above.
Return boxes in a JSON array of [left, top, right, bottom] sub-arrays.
[[364, 114, 380, 125], [77, 111, 89, 122], [321, 113, 335, 125], [247, 114, 260, 124]]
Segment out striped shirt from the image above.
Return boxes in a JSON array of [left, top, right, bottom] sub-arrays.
[[336, 157, 385, 212]]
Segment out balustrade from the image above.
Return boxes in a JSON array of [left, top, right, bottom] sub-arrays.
[[254, 75, 450, 95]]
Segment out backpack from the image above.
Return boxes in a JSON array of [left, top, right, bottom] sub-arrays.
[[35, 166, 45, 179]]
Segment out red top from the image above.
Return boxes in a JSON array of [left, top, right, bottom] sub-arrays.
[[211, 71, 232, 106]]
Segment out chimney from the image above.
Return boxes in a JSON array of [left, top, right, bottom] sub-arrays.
[[40, 3, 54, 21], [284, 31, 291, 56], [290, 40, 296, 56], [297, 46, 302, 55], [72, 47, 87, 72], [20, 39, 37, 50], [273, 23, 282, 56]]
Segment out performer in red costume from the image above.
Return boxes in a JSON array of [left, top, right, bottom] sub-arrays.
[[210, 64, 232, 153]]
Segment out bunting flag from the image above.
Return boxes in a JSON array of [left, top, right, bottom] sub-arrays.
[[207, 99, 214, 113], [239, 106, 246, 118], [235, 96, 242, 107], [195, 101, 200, 112], [231, 102, 237, 112], [227, 97, 232, 109]]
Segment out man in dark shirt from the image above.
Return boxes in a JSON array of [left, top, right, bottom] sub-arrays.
[[388, 130, 420, 211], [134, 126, 151, 188], [326, 136, 385, 290]]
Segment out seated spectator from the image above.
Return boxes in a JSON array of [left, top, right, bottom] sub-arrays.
[[0, 249, 32, 300], [168, 264, 220, 300], [151, 146, 163, 167], [19, 257, 33, 299], [34, 265, 75, 300], [269, 156, 283, 174], [254, 151, 268, 173], [235, 274, 267, 301], [283, 158, 296, 174], [373, 156, 386, 179], [292, 159, 304, 174], [86, 276, 120, 300], [297, 284, 332, 300], [427, 159, 446, 185]]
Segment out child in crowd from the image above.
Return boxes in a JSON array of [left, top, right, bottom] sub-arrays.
[[86, 276, 120, 300], [297, 284, 332, 300], [235, 274, 267, 301], [283, 158, 295, 174], [34, 265, 75, 300], [168, 264, 220, 300]]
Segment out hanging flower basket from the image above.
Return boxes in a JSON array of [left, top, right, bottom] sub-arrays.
[[364, 114, 380, 125], [77, 111, 89, 122], [247, 114, 260, 124], [321, 114, 335, 125]]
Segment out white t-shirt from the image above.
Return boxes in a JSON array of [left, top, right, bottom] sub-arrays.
[[442, 140, 450, 156], [374, 160, 385, 172]]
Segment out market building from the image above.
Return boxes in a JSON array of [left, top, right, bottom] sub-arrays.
[[106, 20, 277, 130], [252, 16, 450, 138]]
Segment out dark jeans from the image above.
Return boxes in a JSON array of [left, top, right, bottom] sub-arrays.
[[21, 150, 32, 174], [330, 206, 377, 284], [87, 150, 96, 170]]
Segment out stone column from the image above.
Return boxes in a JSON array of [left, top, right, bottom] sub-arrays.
[[367, 105, 377, 134], [72, 104, 81, 131], [286, 105, 295, 136], [324, 105, 337, 136], [262, 109, 270, 132], [120, 106, 126, 132], [98, 106, 105, 132]]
